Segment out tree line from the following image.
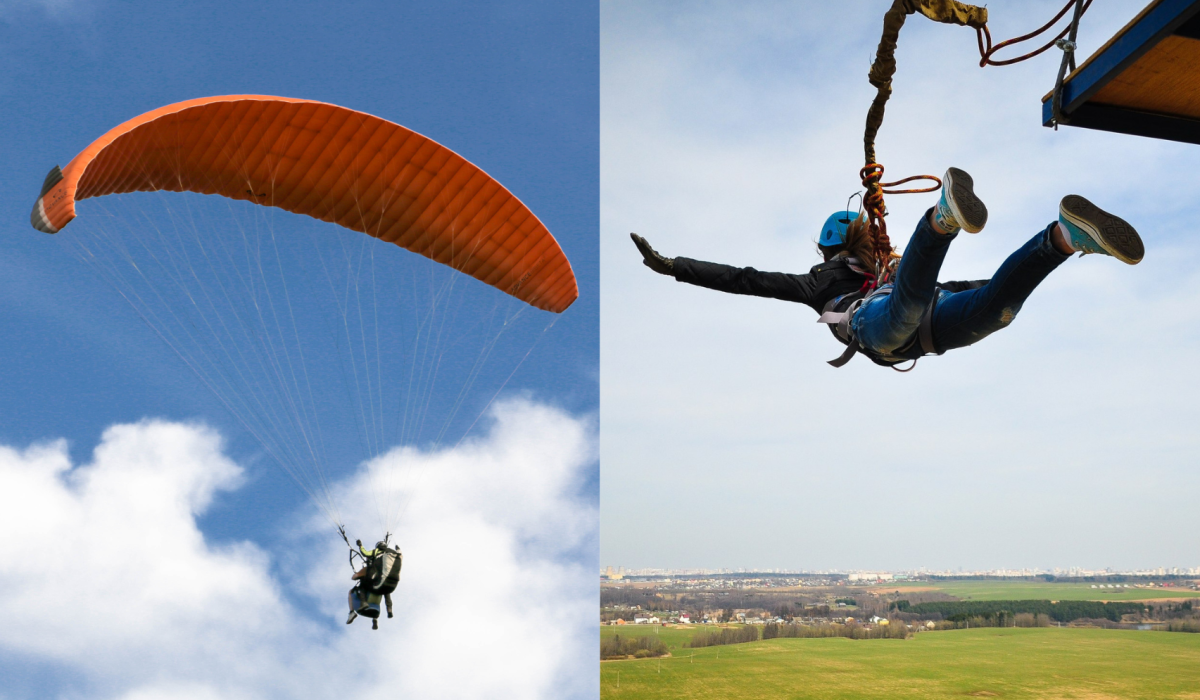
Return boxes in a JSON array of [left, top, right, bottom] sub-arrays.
[[764, 621, 910, 640], [687, 626, 760, 647], [601, 634, 670, 660], [905, 599, 1144, 622]]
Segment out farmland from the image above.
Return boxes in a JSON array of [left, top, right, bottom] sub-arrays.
[[600, 626, 1200, 699]]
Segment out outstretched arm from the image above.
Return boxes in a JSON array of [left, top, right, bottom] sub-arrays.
[[631, 233, 820, 305], [673, 257, 820, 304]]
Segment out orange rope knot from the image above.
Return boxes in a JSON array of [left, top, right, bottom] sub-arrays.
[[858, 164, 942, 287]]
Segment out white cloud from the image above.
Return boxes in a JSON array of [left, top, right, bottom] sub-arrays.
[[0, 399, 597, 699]]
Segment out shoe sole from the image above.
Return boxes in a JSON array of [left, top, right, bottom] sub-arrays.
[[1060, 195, 1144, 265], [944, 167, 988, 233]]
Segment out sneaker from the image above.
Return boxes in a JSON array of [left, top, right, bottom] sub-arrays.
[[372, 619, 379, 630], [346, 611, 358, 625], [933, 168, 988, 234], [1059, 195, 1143, 265]]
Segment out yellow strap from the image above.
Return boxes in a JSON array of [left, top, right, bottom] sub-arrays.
[[907, 0, 987, 28]]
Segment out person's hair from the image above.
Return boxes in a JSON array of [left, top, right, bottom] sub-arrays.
[[818, 212, 877, 265]]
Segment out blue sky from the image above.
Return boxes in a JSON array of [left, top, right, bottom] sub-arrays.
[[0, 1, 597, 698], [2, 0, 597, 499], [602, 0, 1200, 573]]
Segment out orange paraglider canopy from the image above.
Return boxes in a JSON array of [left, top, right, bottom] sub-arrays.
[[30, 95, 577, 313]]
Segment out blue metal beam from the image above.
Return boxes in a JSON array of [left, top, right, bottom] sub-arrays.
[[1041, 0, 1200, 139]]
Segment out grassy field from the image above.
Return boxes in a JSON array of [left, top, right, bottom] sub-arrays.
[[600, 627, 1200, 699], [906, 580, 1200, 602]]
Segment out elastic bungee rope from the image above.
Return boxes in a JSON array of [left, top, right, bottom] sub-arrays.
[[859, 0, 1090, 288]]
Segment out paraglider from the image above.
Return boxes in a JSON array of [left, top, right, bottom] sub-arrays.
[[346, 538, 403, 630], [29, 95, 577, 621], [632, 168, 1142, 370], [29, 95, 578, 314]]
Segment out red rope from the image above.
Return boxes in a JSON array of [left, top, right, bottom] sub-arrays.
[[976, 0, 1092, 67]]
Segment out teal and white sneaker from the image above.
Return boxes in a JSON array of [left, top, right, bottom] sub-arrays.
[[932, 167, 988, 234], [1059, 195, 1144, 265]]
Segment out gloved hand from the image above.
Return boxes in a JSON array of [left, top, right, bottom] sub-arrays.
[[631, 233, 674, 275]]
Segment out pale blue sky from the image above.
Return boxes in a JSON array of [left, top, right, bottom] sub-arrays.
[[601, 0, 1200, 573]]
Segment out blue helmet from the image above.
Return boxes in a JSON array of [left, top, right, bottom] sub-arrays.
[[819, 211, 859, 248]]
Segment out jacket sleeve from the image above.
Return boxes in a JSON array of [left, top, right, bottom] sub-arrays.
[[673, 257, 820, 305]]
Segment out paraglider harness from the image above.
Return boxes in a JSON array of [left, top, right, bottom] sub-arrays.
[[340, 527, 403, 623]]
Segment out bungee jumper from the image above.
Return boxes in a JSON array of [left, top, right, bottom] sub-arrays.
[[631, 0, 1145, 370], [343, 534, 403, 630], [631, 168, 1143, 370]]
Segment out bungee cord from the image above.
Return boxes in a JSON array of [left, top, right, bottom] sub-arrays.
[[859, 0, 1092, 283]]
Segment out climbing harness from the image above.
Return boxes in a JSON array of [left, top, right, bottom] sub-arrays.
[[818, 285, 939, 371]]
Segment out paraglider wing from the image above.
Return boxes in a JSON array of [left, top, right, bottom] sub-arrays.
[[30, 95, 578, 313]]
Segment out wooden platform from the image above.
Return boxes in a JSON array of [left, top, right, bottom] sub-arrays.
[[1041, 0, 1200, 144]]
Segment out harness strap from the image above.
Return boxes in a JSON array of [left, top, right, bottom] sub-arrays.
[[820, 286, 943, 368], [917, 292, 939, 355], [818, 290, 881, 367], [828, 339, 861, 368], [817, 301, 860, 342]]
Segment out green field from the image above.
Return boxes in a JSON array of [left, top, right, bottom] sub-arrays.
[[601, 627, 1200, 699], [905, 580, 1200, 602]]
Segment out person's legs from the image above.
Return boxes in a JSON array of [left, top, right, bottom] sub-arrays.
[[932, 222, 1070, 351], [385, 592, 394, 618], [347, 589, 359, 625], [852, 209, 956, 354]]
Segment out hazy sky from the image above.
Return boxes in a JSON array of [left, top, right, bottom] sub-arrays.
[[0, 1, 597, 698], [601, 0, 1200, 573]]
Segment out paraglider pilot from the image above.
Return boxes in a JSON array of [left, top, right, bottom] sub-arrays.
[[346, 537, 403, 630], [631, 168, 1143, 369]]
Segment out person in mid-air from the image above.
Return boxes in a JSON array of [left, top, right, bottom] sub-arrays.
[[347, 538, 402, 630], [631, 168, 1143, 369]]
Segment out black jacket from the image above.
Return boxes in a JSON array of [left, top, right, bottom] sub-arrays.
[[673, 256, 988, 363], [673, 256, 867, 314]]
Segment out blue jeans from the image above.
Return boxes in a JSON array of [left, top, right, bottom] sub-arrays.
[[851, 211, 1071, 359]]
